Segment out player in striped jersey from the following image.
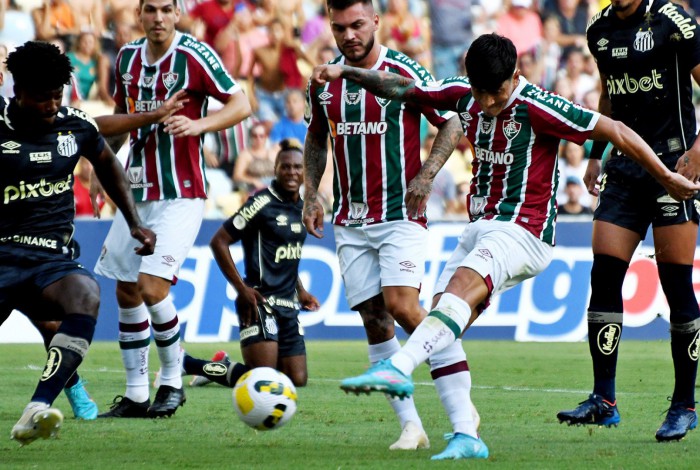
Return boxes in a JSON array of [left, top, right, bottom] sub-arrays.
[[304, 0, 464, 452], [318, 33, 700, 459], [95, 0, 251, 419]]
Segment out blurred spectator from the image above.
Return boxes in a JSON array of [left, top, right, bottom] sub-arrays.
[[203, 98, 254, 181], [317, 44, 338, 64], [105, 0, 144, 32], [518, 50, 541, 86], [558, 175, 593, 216], [103, 21, 135, 96], [0, 43, 13, 97], [581, 87, 600, 112], [218, 4, 269, 79], [427, 0, 471, 80], [32, 0, 78, 46], [539, 14, 563, 90], [74, 157, 104, 218], [556, 47, 596, 104], [302, 3, 332, 49], [67, 30, 114, 107], [379, 0, 430, 67], [233, 122, 279, 191], [472, 0, 505, 37], [543, 0, 589, 59], [269, 89, 307, 144], [72, 0, 105, 37], [552, 75, 575, 101], [496, 0, 543, 57], [249, 18, 314, 131], [187, 0, 236, 49], [557, 140, 592, 208], [0, 0, 35, 49]]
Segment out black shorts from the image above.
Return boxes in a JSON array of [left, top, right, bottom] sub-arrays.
[[0, 248, 94, 323], [594, 155, 700, 238], [238, 303, 306, 358]]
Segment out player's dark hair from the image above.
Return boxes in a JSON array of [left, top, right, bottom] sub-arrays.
[[139, 0, 177, 6], [465, 34, 517, 93], [277, 138, 304, 159], [326, 0, 373, 11], [6, 41, 73, 92]]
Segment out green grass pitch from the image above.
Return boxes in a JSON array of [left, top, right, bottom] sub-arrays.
[[0, 340, 697, 469]]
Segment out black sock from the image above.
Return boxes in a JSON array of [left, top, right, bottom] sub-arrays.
[[31, 314, 95, 404], [183, 354, 249, 388], [588, 254, 628, 403], [64, 372, 79, 389]]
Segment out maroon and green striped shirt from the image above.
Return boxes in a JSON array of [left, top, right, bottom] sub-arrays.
[[306, 46, 452, 227], [413, 76, 600, 245], [114, 32, 241, 201]]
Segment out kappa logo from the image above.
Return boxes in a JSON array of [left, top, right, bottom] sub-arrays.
[[128, 166, 144, 184], [57, 133, 77, 157], [634, 29, 654, 52], [1, 141, 21, 153], [596, 38, 609, 50], [162, 72, 178, 89], [502, 119, 521, 140], [343, 90, 363, 105]]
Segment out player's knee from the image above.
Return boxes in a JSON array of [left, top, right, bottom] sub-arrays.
[[289, 370, 307, 387], [589, 254, 629, 312], [658, 263, 700, 321], [383, 299, 422, 333]]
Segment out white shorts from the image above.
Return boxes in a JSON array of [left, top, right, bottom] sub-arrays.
[[334, 220, 427, 309], [94, 199, 205, 283], [435, 219, 553, 301]]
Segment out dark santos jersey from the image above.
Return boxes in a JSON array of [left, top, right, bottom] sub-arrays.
[[0, 99, 105, 258], [222, 182, 306, 317], [587, 0, 700, 159]]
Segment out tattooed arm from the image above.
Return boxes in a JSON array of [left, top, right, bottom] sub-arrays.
[[311, 64, 453, 109], [303, 130, 329, 238], [406, 116, 463, 218]]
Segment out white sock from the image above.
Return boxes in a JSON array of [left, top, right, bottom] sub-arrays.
[[391, 293, 471, 376], [118, 303, 150, 403], [369, 337, 423, 430], [148, 297, 182, 389], [430, 341, 478, 438]]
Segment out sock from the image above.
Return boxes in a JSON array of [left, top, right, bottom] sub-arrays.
[[429, 341, 478, 438], [369, 337, 423, 430], [118, 303, 151, 403], [149, 297, 182, 389], [658, 263, 700, 408], [183, 354, 249, 387], [391, 293, 470, 376], [588, 254, 628, 402], [670, 319, 700, 407], [64, 372, 79, 389], [31, 314, 95, 405]]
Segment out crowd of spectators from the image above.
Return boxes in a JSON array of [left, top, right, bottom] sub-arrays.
[[2, 0, 700, 220]]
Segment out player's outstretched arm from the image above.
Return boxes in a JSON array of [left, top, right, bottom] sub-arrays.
[[406, 116, 462, 218], [210, 227, 264, 327], [88, 146, 156, 255], [302, 131, 327, 239], [94, 90, 188, 137], [592, 116, 700, 201], [165, 91, 251, 137]]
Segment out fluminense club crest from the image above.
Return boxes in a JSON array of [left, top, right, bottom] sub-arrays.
[[56, 133, 77, 157], [162, 72, 178, 89], [503, 119, 521, 140]]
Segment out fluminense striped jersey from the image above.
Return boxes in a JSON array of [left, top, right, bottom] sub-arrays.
[[306, 46, 453, 227], [114, 32, 241, 201], [412, 77, 600, 245]]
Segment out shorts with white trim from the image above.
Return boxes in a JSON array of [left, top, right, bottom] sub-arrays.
[[238, 303, 306, 358], [94, 198, 205, 283], [434, 219, 553, 307], [333, 220, 427, 309]]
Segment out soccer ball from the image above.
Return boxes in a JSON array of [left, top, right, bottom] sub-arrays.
[[232, 367, 298, 431]]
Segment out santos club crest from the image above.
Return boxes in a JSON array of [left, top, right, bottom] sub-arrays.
[[57, 133, 77, 157], [503, 119, 521, 140]]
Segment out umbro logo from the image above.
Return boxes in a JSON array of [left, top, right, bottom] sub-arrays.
[[597, 38, 609, 50], [661, 205, 678, 213], [1, 141, 21, 154], [400, 261, 416, 269], [318, 91, 333, 105], [460, 112, 472, 122], [121, 72, 133, 84]]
